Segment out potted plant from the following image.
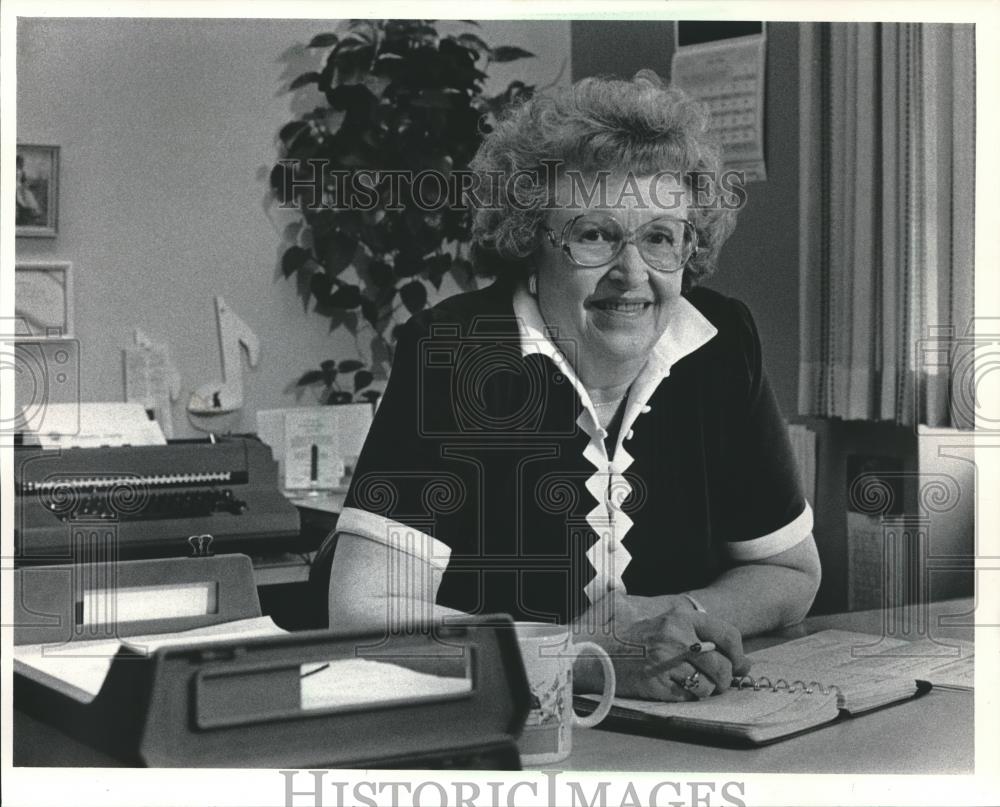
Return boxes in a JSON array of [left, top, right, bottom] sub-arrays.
[[271, 20, 535, 404]]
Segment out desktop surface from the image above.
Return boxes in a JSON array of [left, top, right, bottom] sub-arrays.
[[560, 688, 971, 773], [13, 595, 976, 771], [538, 598, 976, 774]]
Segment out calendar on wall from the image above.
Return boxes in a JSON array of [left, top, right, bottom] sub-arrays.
[[671, 23, 767, 182]]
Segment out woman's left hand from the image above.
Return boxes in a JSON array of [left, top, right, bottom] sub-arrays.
[[575, 593, 751, 701]]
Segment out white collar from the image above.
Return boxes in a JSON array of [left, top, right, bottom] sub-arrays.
[[511, 281, 718, 407]]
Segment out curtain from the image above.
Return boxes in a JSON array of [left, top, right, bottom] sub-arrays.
[[798, 23, 975, 427]]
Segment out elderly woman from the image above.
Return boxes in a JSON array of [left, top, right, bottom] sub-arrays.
[[326, 70, 820, 702]]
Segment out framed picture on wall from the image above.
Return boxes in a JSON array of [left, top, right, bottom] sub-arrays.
[[15, 261, 74, 338], [16, 144, 59, 237]]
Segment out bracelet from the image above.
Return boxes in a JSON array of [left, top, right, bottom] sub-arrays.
[[682, 593, 707, 614]]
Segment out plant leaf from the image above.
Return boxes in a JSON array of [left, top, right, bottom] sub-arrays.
[[278, 120, 310, 145], [270, 163, 290, 200], [308, 33, 339, 48], [328, 284, 363, 309], [399, 280, 428, 314], [392, 254, 423, 278], [318, 230, 358, 274], [281, 246, 310, 277], [354, 370, 374, 392], [289, 71, 322, 90], [454, 33, 491, 59], [360, 297, 379, 328], [366, 260, 394, 288], [490, 46, 535, 63], [297, 370, 324, 386], [424, 253, 452, 290], [309, 272, 333, 302]]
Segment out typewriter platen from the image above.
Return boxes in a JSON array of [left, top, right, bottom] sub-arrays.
[[14, 436, 301, 564]]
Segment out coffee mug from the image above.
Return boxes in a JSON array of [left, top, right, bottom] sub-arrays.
[[514, 622, 616, 765]]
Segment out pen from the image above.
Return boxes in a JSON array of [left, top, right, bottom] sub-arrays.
[[645, 640, 719, 679]]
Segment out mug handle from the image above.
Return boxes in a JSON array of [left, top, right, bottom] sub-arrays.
[[571, 641, 616, 728]]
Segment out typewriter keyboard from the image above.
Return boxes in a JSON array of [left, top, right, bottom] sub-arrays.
[[45, 488, 249, 521]]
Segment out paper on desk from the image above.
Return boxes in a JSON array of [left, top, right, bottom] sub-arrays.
[[257, 405, 374, 493], [749, 629, 974, 690], [29, 402, 167, 448], [284, 408, 343, 490], [299, 658, 472, 711], [13, 616, 285, 704]]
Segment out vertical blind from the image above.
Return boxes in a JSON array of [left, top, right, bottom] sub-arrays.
[[798, 23, 975, 427]]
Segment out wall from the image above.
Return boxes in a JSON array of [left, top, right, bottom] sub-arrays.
[[571, 21, 801, 417], [16, 17, 571, 438]]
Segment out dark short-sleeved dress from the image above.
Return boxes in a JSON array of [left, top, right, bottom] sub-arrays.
[[335, 279, 812, 624]]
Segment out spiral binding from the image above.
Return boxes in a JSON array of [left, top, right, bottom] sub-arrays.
[[730, 674, 841, 697]]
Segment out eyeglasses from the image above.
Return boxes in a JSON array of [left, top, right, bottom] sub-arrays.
[[545, 213, 698, 273]]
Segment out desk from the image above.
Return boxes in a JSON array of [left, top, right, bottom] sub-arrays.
[[14, 595, 976, 771], [251, 493, 343, 629], [547, 599, 976, 774], [251, 491, 344, 586]]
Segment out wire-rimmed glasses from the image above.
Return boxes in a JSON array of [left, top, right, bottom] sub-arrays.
[[545, 213, 698, 273]]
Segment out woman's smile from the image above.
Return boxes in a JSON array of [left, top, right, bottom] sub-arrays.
[[587, 297, 654, 318]]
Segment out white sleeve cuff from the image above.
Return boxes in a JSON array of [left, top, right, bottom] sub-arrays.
[[725, 504, 814, 562], [336, 507, 452, 570]]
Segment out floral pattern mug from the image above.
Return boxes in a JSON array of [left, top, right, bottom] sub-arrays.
[[514, 622, 616, 765]]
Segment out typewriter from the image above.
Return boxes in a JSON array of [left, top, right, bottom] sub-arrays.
[[14, 436, 301, 564]]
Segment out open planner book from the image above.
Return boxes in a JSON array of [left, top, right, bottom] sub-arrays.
[[578, 629, 974, 745]]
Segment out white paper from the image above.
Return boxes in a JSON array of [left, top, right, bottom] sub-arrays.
[[672, 33, 768, 181], [30, 402, 166, 448], [257, 405, 374, 493], [124, 330, 181, 438], [13, 616, 285, 704], [284, 408, 342, 491], [81, 582, 216, 627], [299, 658, 471, 711], [749, 629, 974, 690]]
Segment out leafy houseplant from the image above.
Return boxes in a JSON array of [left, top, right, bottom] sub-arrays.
[[272, 20, 535, 404]]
